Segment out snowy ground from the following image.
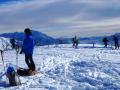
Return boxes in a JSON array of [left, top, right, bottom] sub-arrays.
[[0, 44, 120, 90]]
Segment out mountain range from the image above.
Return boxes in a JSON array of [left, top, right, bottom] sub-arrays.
[[0, 30, 56, 46], [0, 30, 119, 45]]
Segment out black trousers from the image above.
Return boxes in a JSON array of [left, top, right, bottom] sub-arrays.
[[104, 42, 108, 47], [25, 54, 35, 71], [73, 42, 78, 48], [115, 42, 119, 49]]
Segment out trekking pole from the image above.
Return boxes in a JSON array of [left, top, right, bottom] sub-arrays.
[[16, 46, 19, 67], [0, 50, 8, 83], [0, 50, 6, 73], [15, 46, 21, 85]]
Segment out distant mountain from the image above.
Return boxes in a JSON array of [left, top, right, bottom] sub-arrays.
[[56, 38, 72, 44], [0, 30, 119, 46], [57, 33, 120, 45], [0, 30, 56, 46], [78, 36, 104, 44], [112, 33, 120, 38], [57, 36, 104, 44]]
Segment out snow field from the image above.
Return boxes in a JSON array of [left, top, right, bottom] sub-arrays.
[[0, 44, 120, 90]]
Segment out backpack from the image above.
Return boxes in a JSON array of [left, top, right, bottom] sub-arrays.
[[74, 36, 78, 43], [6, 66, 17, 86]]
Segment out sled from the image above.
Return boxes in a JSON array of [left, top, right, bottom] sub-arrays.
[[17, 68, 36, 76]]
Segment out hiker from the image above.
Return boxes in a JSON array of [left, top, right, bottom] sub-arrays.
[[102, 37, 109, 48], [10, 38, 16, 49], [73, 36, 78, 48], [113, 35, 119, 49], [20, 28, 36, 72]]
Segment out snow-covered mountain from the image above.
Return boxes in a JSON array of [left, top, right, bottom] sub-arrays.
[[58, 36, 103, 44], [0, 31, 120, 46], [0, 30, 56, 46], [58, 33, 120, 45]]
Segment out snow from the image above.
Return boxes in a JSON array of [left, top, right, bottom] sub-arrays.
[[0, 37, 11, 51], [0, 43, 120, 90]]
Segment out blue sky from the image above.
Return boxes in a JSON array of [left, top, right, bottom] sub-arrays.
[[0, 0, 120, 38]]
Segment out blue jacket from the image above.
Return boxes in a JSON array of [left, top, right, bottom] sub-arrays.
[[22, 34, 34, 55]]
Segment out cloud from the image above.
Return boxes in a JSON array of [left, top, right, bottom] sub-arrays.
[[0, 0, 64, 31], [52, 15, 120, 37], [0, 0, 120, 37]]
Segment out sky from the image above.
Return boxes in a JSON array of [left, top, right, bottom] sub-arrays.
[[0, 0, 120, 38]]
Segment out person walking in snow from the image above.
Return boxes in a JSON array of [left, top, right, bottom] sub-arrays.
[[20, 28, 36, 71], [102, 37, 109, 48], [10, 38, 16, 49], [73, 36, 78, 48], [113, 35, 119, 49]]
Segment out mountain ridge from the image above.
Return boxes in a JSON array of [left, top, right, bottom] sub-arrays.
[[0, 30, 56, 45], [0, 31, 119, 45]]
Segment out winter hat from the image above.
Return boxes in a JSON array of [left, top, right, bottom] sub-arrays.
[[24, 28, 32, 35]]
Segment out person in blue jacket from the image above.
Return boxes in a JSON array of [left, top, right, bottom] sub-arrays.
[[20, 28, 35, 71]]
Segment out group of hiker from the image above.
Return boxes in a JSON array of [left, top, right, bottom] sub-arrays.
[[8, 30, 79, 86], [72, 35, 120, 49], [6, 29, 120, 86], [102, 35, 119, 49], [8, 32, 79, 86]]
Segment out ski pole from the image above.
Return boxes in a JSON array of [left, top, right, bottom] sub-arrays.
[[0, 50, 6, 72], [15, 46, 21, 85], [0, 50, 8, 83], [15, 45, 19, 67]]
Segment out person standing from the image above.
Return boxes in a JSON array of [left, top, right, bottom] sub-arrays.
[[102, 37, 109, 48], [10, 38, 16, 49], [20, 28, 35, 71], [113, 35, 119, 49], [73, 36, 78, 48]]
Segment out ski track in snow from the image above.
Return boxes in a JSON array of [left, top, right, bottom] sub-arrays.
[[0, 44, 120, 90]]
